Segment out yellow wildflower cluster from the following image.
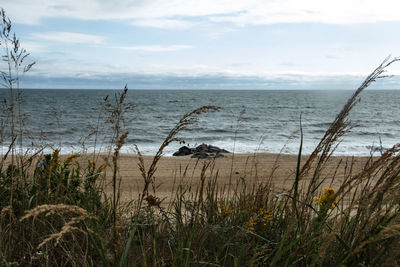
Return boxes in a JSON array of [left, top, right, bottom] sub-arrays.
[[316, 188, 338, 210], [88, 160, 107, 172], [246, 208, 273, 232], [220, 201, 234, 218], [247, 215, 257, 232]]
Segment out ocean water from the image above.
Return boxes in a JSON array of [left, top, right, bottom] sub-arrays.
[[0, 89, 398, 156]]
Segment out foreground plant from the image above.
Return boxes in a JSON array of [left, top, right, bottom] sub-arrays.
[[316, 187, 338, 211]]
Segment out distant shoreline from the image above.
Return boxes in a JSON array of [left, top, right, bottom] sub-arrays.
[[4, 88, 399, 91]]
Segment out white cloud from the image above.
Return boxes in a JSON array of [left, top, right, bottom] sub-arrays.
[[209, 26, 237, 39], [25, 51, 400, 83], [20, 41, 46, 52], [113, 45, 192, 52], [31, 32, 105, 44], [208, 0, 400, 25], [131, 18, 197, 29], [4, 0, 400, 26]]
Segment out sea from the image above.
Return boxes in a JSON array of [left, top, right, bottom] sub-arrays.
[[0, 89, 398, 156]]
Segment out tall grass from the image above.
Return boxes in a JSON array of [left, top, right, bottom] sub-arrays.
[[1, 8, 400, 266]]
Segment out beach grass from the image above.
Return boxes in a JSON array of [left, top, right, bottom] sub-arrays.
[[1, 8, 400, 266]]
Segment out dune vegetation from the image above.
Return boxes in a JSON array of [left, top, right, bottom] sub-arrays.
[[1, 9, 400, 266]]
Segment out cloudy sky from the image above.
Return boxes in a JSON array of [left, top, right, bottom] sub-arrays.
[[2, 0, 400, 89]]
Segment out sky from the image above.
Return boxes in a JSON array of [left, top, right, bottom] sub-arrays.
[[2, 0, 400, 89]]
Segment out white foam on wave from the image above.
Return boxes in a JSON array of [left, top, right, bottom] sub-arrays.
[[2, 139, 397, 157]]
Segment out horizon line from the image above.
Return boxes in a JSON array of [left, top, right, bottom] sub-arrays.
[[5, 88, 400, 91]]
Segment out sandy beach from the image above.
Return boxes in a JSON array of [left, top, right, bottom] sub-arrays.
[[88, 152, 372, 205]]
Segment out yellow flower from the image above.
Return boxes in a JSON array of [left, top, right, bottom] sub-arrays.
[[259, 208, 272, 226], [245, 208, 272, 232], [220, 201, 234, 218], [247, 216, 258, 232], [316, 187, 338, 210], [262, 213, 273, 226]]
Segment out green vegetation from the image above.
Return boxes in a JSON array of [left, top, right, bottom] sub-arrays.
[[1, 8, 400, 266]]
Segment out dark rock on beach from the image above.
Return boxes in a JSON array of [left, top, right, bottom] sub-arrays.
[[206, 145, 230, 154], [172, 146, 193, 156], [191, 152, 225, 159], [173, 143, 230, 159]]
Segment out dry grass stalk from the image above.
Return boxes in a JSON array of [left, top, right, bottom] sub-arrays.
[[136, 105, 220, 209], [293, 56, 400, 211], [301, 56, 400, 178], [20, 204, 94, 249], [20, 204, 93, 221]]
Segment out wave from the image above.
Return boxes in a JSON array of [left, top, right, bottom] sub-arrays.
[[355, 131, 395, 138], [365, 145, 394, 153], [0, 89, 398, 157], [308, 122, 332, 128]]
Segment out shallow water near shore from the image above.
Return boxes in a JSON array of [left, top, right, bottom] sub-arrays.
[[1, 89, 398, 156]]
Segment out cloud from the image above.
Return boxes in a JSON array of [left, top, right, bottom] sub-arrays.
[[4, 0, 400, 26], [21, 41, 46, 52], [325, 55, 340, 60], [23, 70, 398, 90], [209, 26, 237, 39], [131, 18, 197, 29], [209, 0, 400, 25], [113, 45, 192, 52], [31, 32, 105, 44]]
